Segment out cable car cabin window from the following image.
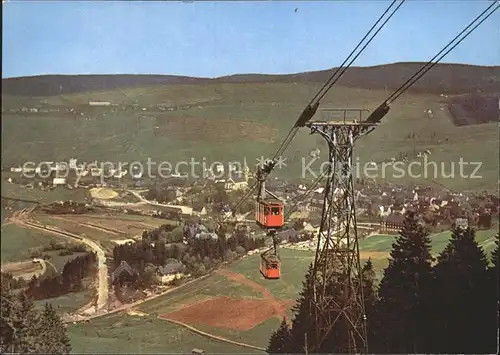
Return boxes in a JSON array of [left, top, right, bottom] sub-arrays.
[[264, 207, 270, 215], [270, 263, 278, 269], [271, 207, 280, 215]]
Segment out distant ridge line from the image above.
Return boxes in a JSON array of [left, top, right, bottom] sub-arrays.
[[2, 62, 499, 97]]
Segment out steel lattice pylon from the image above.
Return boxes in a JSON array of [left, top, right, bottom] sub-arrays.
[[306, 110, 377, 353]]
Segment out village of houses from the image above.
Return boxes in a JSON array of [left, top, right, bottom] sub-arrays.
[[2, 99, 204, 121], [2, 152, 498, 312], [3, 154, 498, 239]]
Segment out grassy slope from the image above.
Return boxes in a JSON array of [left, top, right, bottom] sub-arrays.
[[1, 224, 93, 314], [2, 83, 497, 191], [87, 227, 496, 351], [1, 223, 72, 263], [68, 313, 249, 354], [34, 290, 92, 315], [138, 274, 262, 315], [1, 179, 89, 203]]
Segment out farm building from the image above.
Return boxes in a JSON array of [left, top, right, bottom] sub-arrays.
[[52, 177, 66, 186], [158, 260, 186, 284], [380, 214, 405, 233], [89, 101, 111, 107]]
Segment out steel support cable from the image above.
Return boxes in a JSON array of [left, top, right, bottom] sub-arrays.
[[308, 0, 402, 106], [386, 1, 499, 104], [388, 1, 499, 104], [364, 0, 499, 126], [284, 171, 328, 221], [313, 0, 406, 104], [227, 0, 406, 218], [270, 0, 405, 162], [229, 181, 259, 214], [266, 0, 406, 165]]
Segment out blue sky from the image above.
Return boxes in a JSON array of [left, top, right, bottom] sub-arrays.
[[2, 0, 499, 78]]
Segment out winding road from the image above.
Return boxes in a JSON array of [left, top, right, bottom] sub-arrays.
[[10, 216, 109, 312]]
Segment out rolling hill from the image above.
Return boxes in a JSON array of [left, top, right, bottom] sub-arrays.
[[1, 63, 498, 191], [2, 63, 499, 97]]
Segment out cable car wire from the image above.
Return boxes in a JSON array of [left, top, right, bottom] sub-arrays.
[[269, 0, 406, 163], [387, 0, 499, 105], [225, 0, 406, 219], [365, 1, 499, 125], [311, 0, 406, 105]]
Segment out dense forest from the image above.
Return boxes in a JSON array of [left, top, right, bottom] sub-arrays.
[[268, 212, 499, 353], [0, 274, 71, 353], [4, 253, 97, 300], [113, 222, 266, 283]]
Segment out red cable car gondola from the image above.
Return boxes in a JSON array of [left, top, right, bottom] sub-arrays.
[[255, 198, 285, 229], [256, 198, 284, 279], [260, 250, 281, 279]]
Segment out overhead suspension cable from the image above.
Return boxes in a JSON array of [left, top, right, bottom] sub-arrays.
[[226, 0, 406, 219], [366, 1, 499, 124], [284, 172, 327, 221], [310, 0, 406, 105], [270, 0, 406, 162], [387, 0, 499, 104]]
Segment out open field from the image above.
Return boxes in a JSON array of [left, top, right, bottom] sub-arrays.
[[98, 227, 497, 351], [65, 212, 175, 227], [1, 223, 79, 263], [1, 260, 44, 278], [1, 220, 90, 273], [67, 313, 249, 353], [2, 79, 498, 191], [1, 222, 94, 315], [30, 213, 174, 253], [358, 228, 499, 276], [1, 179, 90, 203], [89, 188, 119, 200], [34, 290, 93, 315]]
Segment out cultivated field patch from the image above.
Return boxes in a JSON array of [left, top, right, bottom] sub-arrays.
[[160, 296, 293, 331], [89, 188, 119, 200], [447, 94, 499, 126], [1, 260, 43, 278]]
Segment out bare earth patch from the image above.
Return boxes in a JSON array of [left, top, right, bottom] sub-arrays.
[[160, 296, 293, 331]]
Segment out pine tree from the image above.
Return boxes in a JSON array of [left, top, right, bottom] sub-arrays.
[[490, 232, 499, 269], [0, 274, 16, 353], [360, 258, 377, 347], [35, 303, 72, 354], [286, 263, 316, 353], [430, 227, 496, 353], [0, 278, 72, 354], [488, 233, 499, 353], [267, 317, 291, 353], [361, 258, 377, 319], [11, 290, 39, 353], [371, 211, 433, 353]]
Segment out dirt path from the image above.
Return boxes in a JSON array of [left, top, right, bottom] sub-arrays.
[[64, 273, 214, 323], [158, 315, 266, 352], [68, 214, 162, 231], [52, 216, 122, 236], [216, 269, 290, 321], [11, 217, 109, 313]]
